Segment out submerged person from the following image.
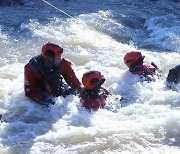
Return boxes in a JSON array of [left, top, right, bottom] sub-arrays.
[[123, 51, 158, 80], [80, 71, 109, 110], [24, 42, 82, 106], [166, 64, 180, 89]]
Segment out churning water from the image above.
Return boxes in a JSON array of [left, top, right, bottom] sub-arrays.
[[0, 0, 180, 153]]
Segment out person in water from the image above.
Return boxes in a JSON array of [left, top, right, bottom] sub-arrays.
[[80, 70, 109, 110], [166, 64, 180, 84], [24, 42, 82, 106], [123, 51, 157, 78]]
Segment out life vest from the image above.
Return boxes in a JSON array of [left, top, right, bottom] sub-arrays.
[[29, 55, 63, 97], [80, 88, 107, 110]]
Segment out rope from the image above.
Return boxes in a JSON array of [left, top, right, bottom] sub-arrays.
[[41, 0, 95, 33], [41, 0, 73, 18]]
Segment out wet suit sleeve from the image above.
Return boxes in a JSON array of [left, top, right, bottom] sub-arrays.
[[24, 63, 46, 103], [143, 63, 156, 75], [60, 58, 82, 92]]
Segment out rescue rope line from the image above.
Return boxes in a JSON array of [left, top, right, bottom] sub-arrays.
[[41, 0, 95, 33], [41, 0, 73, 18]]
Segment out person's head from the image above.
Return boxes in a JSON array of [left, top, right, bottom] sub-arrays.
[[124, 51, 145, 69], [41, 42, 63, 68], [82, 71, 105, 90]]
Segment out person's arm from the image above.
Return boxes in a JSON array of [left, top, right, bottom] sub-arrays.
[[143, 63, 156, 75], [60, 58, 82, 92]]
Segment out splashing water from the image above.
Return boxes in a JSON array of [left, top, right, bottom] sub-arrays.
[[0, 0, 180, 153]]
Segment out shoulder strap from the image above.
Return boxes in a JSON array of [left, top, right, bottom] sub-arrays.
[[29, 55, 45, 76]]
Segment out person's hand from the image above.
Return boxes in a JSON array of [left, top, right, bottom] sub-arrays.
[[61, 88, 77, 97], [40, 98, 55, 107], [46, 98, 55, 105]]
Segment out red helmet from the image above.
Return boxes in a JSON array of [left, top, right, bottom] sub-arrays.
[[41, 42, 63, 59], [124, 51, 144, 68], [82, 71, 105, 89]]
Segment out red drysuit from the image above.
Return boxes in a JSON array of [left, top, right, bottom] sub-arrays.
[[130, 63, 156, 76], [80, 87, 109, 110], [24, 55, 82, 104]]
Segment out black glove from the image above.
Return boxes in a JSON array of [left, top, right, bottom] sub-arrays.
[[46, 98, 55, 105], [62, 88, 77, 98], [151, 62, 158, 69], [40, 98, 55, 106]]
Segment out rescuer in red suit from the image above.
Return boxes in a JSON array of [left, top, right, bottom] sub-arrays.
[[24, 42, 82, 106], [80, 71, 109, 110], [123, 51, 157, 79]]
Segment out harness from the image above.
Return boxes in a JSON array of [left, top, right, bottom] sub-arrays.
[[29, 55, 63, 96], [82, 88, 104, 99]]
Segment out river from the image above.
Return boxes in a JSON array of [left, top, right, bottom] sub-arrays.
[[0, 0, 180, 153]]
